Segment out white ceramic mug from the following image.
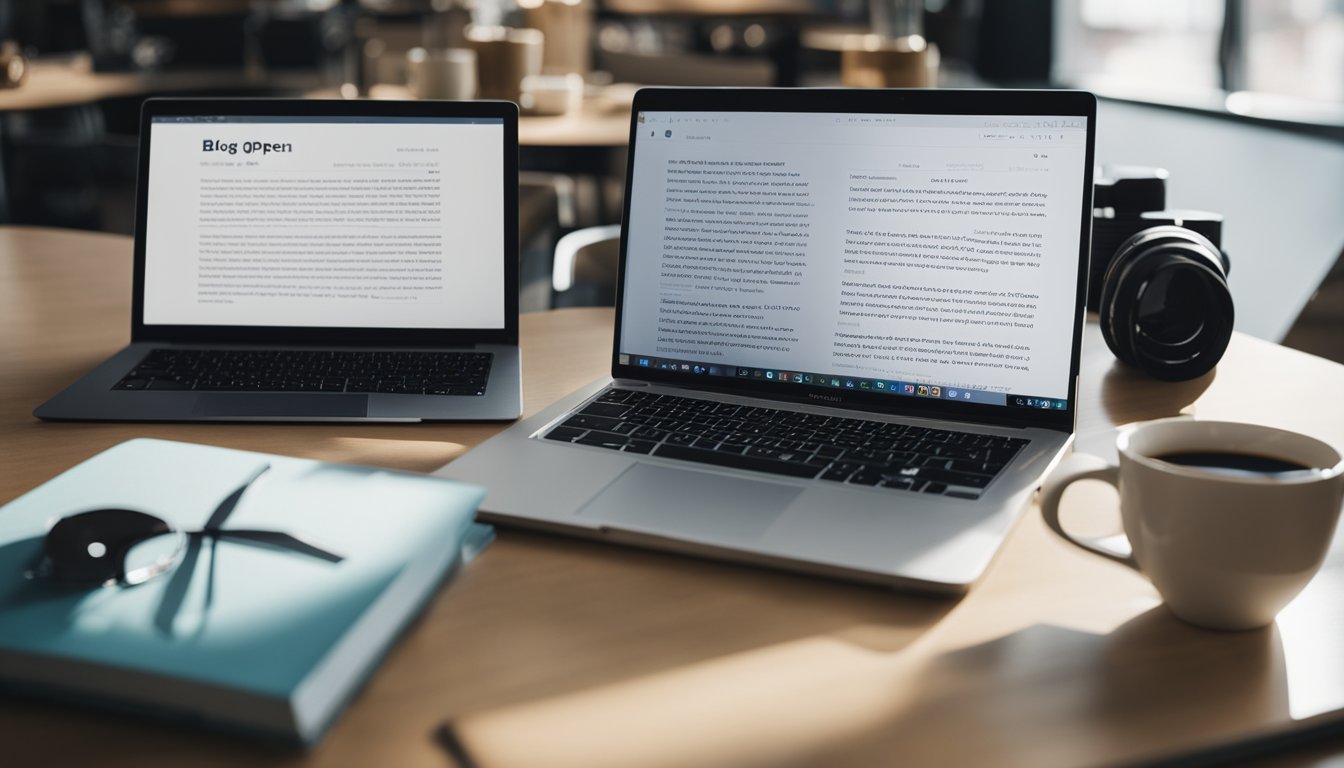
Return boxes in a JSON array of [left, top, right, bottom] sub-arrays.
[[406, 47, 477, 100], [520, 73, 584, 115], [1041, 419, 1344, 630]]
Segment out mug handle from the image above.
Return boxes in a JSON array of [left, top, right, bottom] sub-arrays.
[[1039, 453, 1140, 571]]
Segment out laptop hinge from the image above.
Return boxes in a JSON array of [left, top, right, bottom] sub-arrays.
[[129, 339, 479, 350]]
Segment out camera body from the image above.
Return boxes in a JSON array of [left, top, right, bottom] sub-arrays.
[[1089, 166, 1234, 381]]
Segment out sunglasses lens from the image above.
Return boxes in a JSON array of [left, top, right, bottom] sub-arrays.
[[44, 509, 180, 587]]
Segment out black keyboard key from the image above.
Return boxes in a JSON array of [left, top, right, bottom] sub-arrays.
[[631, 426, 667, 440], [653, 444, 825, 479], [948, 459, 993, 474], [563, 414, 622, 432], [624, 440, 657, 454], [847, 470, 883, 486], [745, 445, 783, 460], [581, 401, 633, 418], [597, 389, 636, 403], [577, 431, 631, 450], [879, 467, 922, 482], [129, 366, 171, 378], [847, 448, 894, 465], [545, 426, 585, 442], [147, 379, 189, 390], [989, 446, 1026, 462], [914, 467, 994, 489], [922, 482, 948, 495], [939, 446, 981, 461]]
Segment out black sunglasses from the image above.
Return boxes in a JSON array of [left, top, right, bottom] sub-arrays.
[[30, 464, 343, 588]]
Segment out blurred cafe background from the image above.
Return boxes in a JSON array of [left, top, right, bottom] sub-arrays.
[[0, 0, 1340, 359]]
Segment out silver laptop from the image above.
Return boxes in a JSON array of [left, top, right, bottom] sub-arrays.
[[36, 98, 521, 422], [439, 88, 1096, 591]]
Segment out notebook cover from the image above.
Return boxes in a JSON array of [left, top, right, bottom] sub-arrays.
[[0, 438, 488, 743]]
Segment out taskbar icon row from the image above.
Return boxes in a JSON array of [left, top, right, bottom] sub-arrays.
[[1009, 395, 1069, 411], [621, 353, 1019, 407]]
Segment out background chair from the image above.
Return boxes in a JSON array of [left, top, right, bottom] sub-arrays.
[[551, 224, 620, 307]]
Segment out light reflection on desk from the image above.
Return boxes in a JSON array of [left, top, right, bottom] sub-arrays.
[[1279, 520, 1344, 721]]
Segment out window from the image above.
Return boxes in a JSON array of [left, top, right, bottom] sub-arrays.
[[1054, 0, 1344, 120], [1244, 0, 1344, 104]]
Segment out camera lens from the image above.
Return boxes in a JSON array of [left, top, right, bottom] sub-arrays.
[[1129, 253, 1232, 380], [1136, 266, 1211, 347], [1100, 226, 1233, 381]]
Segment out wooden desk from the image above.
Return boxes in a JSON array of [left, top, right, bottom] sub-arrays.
[[2, 226, 1343, 767]]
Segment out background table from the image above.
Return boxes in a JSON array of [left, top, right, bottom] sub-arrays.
[[1, 226, 1343, 767], [0, 61, 322, 113], [0, 60, 633, 149]]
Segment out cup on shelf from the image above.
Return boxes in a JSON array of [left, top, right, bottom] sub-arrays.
[[519, 0, 592, 76], [466, 26, 544, 103], [840, 33, 939, 88], [0, 41, 26, 89], [520, 73, 584, 116], [406, 47, 478, 100]]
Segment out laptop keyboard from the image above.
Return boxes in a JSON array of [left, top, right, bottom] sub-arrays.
[[112, 349, 493, 395], [543, 389, 1028, 498]]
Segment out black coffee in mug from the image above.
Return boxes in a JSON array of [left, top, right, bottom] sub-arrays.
[[1154, 451, 1313, 479]]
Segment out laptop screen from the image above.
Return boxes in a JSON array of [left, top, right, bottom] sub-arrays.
[[141, 114, 506, 331], [617, 106, 1090, 415]]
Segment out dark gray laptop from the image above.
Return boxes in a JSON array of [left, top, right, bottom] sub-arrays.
[[36, 98, 521, 422], [440, 88, 1096, 591]]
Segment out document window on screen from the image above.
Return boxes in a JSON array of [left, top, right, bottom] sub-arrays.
[[619, 111, 1088, 410], [142, 115, 505, 331]]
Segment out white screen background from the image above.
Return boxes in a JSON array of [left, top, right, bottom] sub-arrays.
[[143, 118, 505, 330]]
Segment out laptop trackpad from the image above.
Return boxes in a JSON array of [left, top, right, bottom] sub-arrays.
[[578, 463, 797, 543], [191, 394, 368, 418]]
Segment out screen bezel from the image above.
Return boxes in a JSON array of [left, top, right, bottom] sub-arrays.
[[131, 97, 520, 346], [611, 87, 1096, 433]]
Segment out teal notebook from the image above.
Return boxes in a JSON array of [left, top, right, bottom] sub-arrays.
[[0, 438, 490, 744]]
